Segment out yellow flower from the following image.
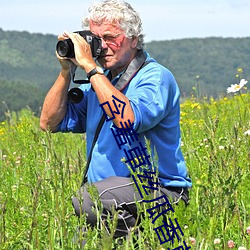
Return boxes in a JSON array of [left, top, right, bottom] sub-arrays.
[[191, 103, 201, 109], [237, 67, 243, 73]]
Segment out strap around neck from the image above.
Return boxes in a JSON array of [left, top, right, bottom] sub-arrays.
[[114, 50, 147, 91], [71, 50, 147, 89], [80, 50, 148, 185]]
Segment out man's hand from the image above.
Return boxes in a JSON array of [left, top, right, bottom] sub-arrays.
[[56, 33, 79, 71], [62, 31, 96, 73]]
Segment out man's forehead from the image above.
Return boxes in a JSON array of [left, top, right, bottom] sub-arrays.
[[89, 19, 121, 31], [90, 21, 122, 34]]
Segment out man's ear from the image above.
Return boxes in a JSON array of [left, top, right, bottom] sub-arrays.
[[131, 36, 139, 48]]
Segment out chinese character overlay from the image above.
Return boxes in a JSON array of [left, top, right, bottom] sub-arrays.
[[154, 218, 184, 245], [143, 195, 175, 223], [99, 94, 188, 248], [99, 95, 126, 121], [111, 120, 139, 149], [132, 171, 160, 198], [123, 142, 151, 172], [172, 241, 191, 250], [165, 240, 191, 250]]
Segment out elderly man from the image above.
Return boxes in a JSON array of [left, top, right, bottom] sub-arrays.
[[40, 0, 192, 244]]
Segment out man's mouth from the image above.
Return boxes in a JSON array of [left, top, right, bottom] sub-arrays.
[[99, 54, 112, 59]]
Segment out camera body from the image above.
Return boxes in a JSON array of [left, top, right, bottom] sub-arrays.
[[56, 30, 102, 58]]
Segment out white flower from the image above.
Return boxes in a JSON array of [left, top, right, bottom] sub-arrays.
[[20, 207, 25, 214], [238, 247, 246, 250], [214, 238, 221, 244], [189, 237, 196, 245], [227, 79, 248, 93], [244, 130, 250, 136]]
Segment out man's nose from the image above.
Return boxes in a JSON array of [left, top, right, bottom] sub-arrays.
[[101, 38, 108, 49]]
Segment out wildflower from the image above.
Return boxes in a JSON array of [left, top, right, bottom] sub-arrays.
[[121, 157, 126, 163], [42, 213, 48, 221], [218, 145, 224, 150], [214, 238, 221, 244], [191, 103, 201, 109], [237, 67, 243, 73], [12, 185, 18, 192], [196, 179, 202, 185], [244, 130, 250, 136], [189, 237, 196, 245], [20, 207, 25, 214], [238, 247, 246, 250], [227, 79, 248, 93], [228, 240, 235, 248], [246, 226, 250, 235]]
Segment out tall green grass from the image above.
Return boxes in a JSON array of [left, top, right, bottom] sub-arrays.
[[0, 93, 249, 250]]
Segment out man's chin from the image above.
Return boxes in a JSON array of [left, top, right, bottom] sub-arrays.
[[98, 59, 113, 69]]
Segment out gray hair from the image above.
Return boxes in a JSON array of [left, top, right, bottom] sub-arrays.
[[82, 0, 145, 49]]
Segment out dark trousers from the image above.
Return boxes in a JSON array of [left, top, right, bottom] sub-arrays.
[[72, 176, 189, 239]]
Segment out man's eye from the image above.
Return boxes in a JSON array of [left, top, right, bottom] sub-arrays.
[[103, 35, 115, 41]]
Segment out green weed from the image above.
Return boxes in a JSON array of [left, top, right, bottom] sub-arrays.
[[0, 93, 249, 249]]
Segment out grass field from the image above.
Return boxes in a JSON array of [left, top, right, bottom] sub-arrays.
[[0, 91, 249, 249]]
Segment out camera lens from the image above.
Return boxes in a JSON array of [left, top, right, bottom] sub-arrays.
[[68, 88, 84, 103], [56, 39, 74, 58]]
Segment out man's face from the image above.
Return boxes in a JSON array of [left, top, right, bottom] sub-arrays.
[[89, 20, 138, 73]]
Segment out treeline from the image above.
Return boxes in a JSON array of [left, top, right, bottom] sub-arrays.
[[0, 80, 46, 120], [145, 37, 250, 97], [0, 28, 250, 120], [0, 29, 60, 121]]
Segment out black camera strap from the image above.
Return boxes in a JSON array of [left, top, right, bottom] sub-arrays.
[[81, 50, 149, 186]]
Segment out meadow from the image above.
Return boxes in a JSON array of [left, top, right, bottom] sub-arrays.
[[0, 90, 249, 249]]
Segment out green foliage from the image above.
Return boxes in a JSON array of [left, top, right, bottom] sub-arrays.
[[0, 94, 249, 249], [0, 79, 46, 121], [145, 37, 250, 98], [0, 29, 60, 92], [1, 29, 250, 120], [0, 109, 85, 249]]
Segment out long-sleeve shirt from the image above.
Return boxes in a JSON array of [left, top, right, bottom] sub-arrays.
[[57, 51, 192, 188]]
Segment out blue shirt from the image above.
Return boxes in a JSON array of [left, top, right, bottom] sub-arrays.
[[58, 52, 192, 188]]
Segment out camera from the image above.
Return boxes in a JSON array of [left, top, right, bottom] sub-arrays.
[[56, 30, 102, 58]]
